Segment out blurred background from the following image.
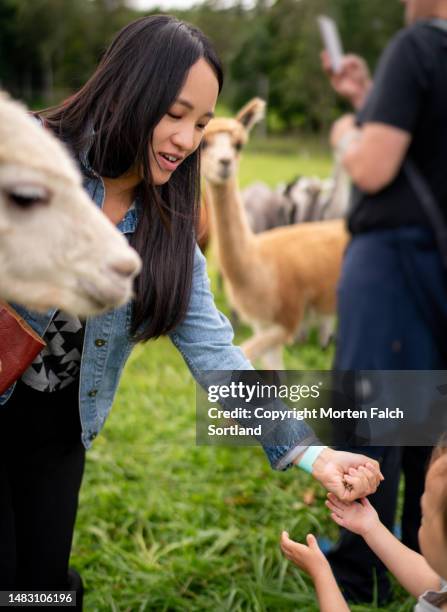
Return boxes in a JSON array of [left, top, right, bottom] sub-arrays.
[[0, 2, 414, 610], [1, 0, 402, 132]]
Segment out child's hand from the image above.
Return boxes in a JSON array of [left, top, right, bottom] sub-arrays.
[[326, 492, 380, 537], [280, 531, 330, 579]]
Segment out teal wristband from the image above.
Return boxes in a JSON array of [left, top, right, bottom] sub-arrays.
[[298, 446, 328, 474]]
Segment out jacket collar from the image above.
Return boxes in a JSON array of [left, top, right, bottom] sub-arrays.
[[77, 137, 141, 235]]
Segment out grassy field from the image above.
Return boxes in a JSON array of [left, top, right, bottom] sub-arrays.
[[72, 140, 414, 611], [239, 133, 334, 188]]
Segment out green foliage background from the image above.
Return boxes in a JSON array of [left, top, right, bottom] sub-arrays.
[[0, 2, 415, 608], [0, 0, 404, 132]]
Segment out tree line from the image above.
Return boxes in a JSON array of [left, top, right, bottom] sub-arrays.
[[0, 0, 403, 132]]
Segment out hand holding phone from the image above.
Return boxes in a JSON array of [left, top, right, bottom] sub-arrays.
[[318, 15, 344, 73], [318, 16, 372, 109]]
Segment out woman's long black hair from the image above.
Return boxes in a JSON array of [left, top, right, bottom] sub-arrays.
[[41, 15, 223, 341]]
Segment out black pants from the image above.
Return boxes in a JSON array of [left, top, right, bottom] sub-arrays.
[[327, 445, 432, 603], [0, 380, 85, 608], [331, 229, 446, 604]]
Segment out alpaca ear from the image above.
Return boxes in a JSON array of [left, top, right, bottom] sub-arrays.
[[236, 98, 266, 132], [284, 175, 302, 197]]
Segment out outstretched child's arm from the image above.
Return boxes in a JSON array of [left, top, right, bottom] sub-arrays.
[[326, 489, 441, 598], [280, 531, 350, 612]]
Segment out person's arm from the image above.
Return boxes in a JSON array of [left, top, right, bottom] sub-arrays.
[[280, 532, 350, 612], [329, 30, 428, 194], [327, 492, 440, 598], [170, 245, 383, 497], [168, 245, 316, 470], [330, 115, 411, 194]]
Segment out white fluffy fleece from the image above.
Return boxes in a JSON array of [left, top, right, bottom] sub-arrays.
[[0, 91, 141, 316]]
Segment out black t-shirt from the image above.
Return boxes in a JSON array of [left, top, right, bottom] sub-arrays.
[[348, 21, 447, 234]]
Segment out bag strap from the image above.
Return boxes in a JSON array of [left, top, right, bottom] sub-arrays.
[[403, 159, 447, 268], [403, 20, 447, 264]]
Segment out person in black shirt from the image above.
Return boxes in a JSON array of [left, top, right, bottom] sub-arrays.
[[321, 0, 447, 604]]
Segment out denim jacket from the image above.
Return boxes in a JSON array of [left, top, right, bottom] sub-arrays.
[[0, 159, 314, 469]]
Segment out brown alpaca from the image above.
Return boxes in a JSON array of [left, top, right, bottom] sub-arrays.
[[197, 194, 210, 253], [201, 98, 349, 368]]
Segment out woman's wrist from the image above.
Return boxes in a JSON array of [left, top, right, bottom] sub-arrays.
[[296, 445, 327, 474], [310, 447, 335, 480]]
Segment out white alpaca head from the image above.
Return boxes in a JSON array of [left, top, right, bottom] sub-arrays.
[[201, 98, 266, 186], [0, 92, 141, 316]]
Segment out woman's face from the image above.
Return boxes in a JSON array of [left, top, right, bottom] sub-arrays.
[[149, 58, 219, 185], [418, 456, 447, 579]]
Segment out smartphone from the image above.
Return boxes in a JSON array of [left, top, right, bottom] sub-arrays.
[[317, 15, 344, 73]]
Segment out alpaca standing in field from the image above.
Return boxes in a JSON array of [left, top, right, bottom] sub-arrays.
[[0, 92, 141, 315], [242, 182, 291, 233], [201, 98, 349, 368], [284, 163, 351, 225]]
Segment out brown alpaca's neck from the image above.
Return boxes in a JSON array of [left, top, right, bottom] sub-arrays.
[[206, 176, 255, 284]]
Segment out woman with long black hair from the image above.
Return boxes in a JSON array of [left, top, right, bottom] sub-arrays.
[[0, 15, 381, 609]]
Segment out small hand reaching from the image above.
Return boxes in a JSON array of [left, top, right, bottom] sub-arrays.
[[280, 531, 330, 579], [326, 492, 380, 537], [281, 530, 353, 612]]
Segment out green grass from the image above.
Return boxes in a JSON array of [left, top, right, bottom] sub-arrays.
[[72, 139, 415, 611], [239, 133, 333, 188]]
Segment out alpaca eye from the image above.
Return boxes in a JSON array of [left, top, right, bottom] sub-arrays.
[[6, 184, 51, 208], [234, 142, 243, 152]]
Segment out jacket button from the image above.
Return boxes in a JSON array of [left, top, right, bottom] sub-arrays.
[[95, 339, 106, 347], [88, 389, 98, 397]]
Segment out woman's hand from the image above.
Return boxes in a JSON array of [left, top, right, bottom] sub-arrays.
[[326, 492, 380, 537], [310, 448, 384, 502], [280, 531, 330, 580]]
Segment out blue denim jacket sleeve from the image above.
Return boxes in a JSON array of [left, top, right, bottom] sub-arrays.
[[169, 245, 317, 470]]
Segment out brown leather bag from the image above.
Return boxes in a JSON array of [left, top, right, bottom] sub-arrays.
[[0, 302, 46, 395]]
